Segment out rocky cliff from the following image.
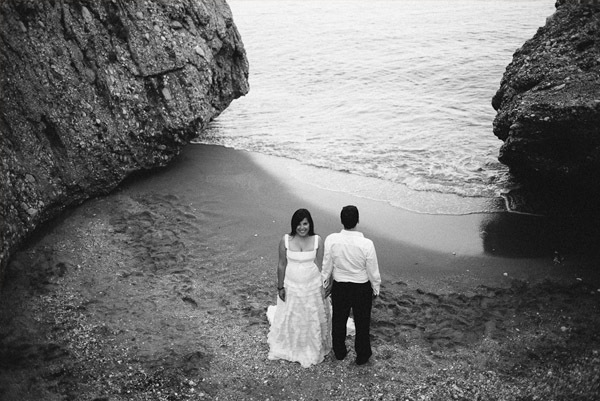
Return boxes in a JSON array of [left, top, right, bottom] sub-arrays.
[[0, 0, 249, 282], [492, 0, 600, 208]]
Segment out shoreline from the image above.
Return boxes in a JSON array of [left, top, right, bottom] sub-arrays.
[[173, 144, 600, 292], [5, 141, 600, 296]]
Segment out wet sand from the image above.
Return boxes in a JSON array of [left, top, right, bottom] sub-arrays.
[[1, 144, 599, 400], [126, 144, 600, 292]]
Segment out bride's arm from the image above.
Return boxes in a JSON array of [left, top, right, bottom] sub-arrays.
[[315, 235, 324, 272], [277, 237, 288, 301]]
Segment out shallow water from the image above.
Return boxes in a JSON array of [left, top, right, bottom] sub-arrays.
[[196, 0, 556, 214]]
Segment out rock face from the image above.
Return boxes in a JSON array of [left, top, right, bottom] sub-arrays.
[[0, 0, 249, 281], [492, 1, 600, 193]]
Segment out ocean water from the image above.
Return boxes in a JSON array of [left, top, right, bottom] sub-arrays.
[[195, 0, 557, 215]]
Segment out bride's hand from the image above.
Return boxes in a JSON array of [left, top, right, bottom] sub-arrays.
[[323, 279, 332, 298]]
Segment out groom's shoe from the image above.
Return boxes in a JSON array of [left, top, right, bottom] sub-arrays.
[[355, 357, 370, 365], [355, 353, 372, 366], [334, 350, 348, 361]]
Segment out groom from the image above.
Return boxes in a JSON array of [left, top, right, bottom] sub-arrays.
[[322, 205, 381, 365]]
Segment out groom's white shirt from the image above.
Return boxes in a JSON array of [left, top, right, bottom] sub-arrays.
[[322, 229, 381, 296]]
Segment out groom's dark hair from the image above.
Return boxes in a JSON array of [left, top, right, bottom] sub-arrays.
[[340, 205, 359, 229]]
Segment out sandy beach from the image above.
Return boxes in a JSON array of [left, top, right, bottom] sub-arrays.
[[1, 144, 599, 400]]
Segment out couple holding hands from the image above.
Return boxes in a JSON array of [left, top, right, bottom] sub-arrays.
[[267, 205, 382, 368]]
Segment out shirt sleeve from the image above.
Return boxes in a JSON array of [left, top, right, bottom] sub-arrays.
[[366, 242, 381, 295], [321, 236, 333, 285]]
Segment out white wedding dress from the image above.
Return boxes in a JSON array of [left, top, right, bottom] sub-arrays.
[[267, 234, 332, 368]]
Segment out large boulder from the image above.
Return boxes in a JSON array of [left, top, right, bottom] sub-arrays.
[[492, 1, 600, 196], [0, 0, 249, 281]]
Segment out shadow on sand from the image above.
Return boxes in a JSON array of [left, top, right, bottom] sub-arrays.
[[480, 185, 600, 261]]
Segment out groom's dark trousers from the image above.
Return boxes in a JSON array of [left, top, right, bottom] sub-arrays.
[[331, 280, 373, 361]]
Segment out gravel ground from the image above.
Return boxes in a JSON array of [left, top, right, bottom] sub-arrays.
[[1, 192, 599, 401]]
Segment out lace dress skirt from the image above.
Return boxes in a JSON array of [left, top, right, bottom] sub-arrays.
[[267, 247, 332, 368]]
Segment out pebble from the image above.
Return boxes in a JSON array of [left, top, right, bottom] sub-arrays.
[[195, 45, 206, 57], [82, 6, 92, 23]]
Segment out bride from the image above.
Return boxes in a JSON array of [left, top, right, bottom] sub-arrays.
[[267, 208, 332, 368]]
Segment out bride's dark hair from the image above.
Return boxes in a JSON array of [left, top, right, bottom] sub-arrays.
[[289, 208, 315, 237]]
